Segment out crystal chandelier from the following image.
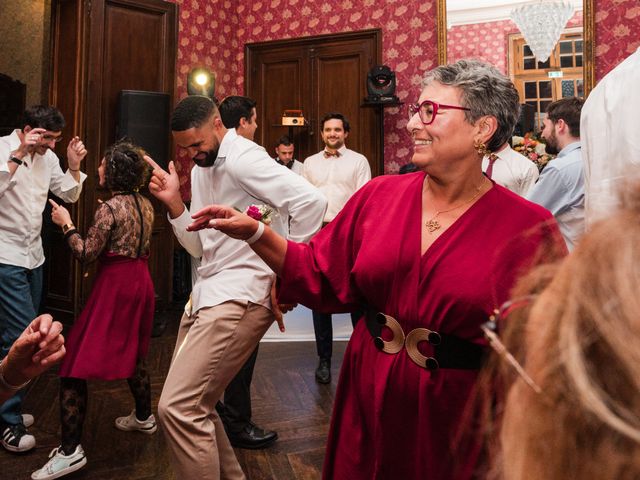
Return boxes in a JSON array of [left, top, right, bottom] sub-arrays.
[[511, 1, 574, 63]]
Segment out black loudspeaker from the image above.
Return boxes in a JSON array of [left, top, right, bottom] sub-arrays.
[[514, 103, 535, 137], [117, 90, 171, 169]]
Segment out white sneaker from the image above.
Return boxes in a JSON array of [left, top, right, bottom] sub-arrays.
[[114, 410, 157, 434], [31, 445, 87, 480], [2, 423, 36, 452], [22, 414, 34, 428]]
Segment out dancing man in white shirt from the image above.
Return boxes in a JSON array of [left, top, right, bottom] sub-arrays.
[[302, 112, 371, 384], [0, 105, 87, 453], [215, 95, 278, 451], [146, 95, 326, 480]]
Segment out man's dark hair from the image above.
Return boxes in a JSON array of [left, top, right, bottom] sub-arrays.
[[21, 105, 65, 132], [276, 135, 293, 147], [320, 112, 350, 133], [219, 96, 257, 129], [104, 140, 151, 192], [546, 97, 584, 138], [171, 95, 217, 132]]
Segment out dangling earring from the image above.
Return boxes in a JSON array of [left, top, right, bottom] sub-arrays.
[[474, 139, 488, 157]]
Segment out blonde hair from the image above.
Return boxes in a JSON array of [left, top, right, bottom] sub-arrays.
[[498, 181, 640, 479]]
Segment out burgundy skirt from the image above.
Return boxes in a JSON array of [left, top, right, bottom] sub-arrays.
[[59, 253, 155, 380]]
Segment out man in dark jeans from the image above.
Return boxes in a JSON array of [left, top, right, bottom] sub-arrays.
[[214, 95, 277, 449], [0, 105, 87, 453]]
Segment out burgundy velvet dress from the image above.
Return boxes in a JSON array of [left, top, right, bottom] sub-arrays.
[[58, 193, 155, 380], [279, 172, 565, 480]]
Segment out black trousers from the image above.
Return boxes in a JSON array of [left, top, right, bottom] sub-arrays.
[[312, 309, 362, 360], [216, 345, 259, 432]]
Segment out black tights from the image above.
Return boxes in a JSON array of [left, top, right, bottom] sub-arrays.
[[59, 358, 151, 455]]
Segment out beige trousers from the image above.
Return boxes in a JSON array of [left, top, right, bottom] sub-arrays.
[[158, 300, 274, 480]]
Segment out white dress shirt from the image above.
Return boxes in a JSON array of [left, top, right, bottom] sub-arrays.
[[0, 130, 87, 269], [302, 145, 371, 222], [582, 47, 640, 227], [482, 145, 539, 196], [526, 142, 584, 250], [275, 158, 303, 175], [170, 129, 326, 314]]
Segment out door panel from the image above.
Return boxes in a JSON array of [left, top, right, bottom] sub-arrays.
[[246, 29, 382, 176]]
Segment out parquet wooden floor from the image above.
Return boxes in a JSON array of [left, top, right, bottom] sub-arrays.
[[0, 305, 346, 480]]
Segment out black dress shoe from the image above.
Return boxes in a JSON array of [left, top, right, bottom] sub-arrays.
[[315, 358, 331, 384], [227, 421, 278, 450]]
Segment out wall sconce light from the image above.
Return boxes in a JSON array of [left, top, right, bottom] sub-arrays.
[[187, 67, 216, 98]]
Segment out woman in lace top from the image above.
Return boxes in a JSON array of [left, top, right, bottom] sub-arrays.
[[33, 141, 157, 480]]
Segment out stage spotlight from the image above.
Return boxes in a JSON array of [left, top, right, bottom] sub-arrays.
[[187, 67, 216, 98]]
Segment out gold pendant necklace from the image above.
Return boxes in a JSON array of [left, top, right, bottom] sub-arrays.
[[425, 178, 487, 234]]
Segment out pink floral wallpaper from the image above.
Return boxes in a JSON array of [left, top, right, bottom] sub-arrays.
[[168, 0, 640, 198], [168, 0, 437, 196], [448, 12, 582, 75], [448, 20, 515, 74], [594, 0, 640, 80]]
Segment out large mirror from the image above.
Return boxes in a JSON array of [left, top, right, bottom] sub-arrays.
[[437, 0, 594, 133]]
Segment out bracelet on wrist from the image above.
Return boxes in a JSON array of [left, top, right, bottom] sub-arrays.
[[9, 155, 23, 166], [0, 360, 31, 392], [245, 221, 265, 245], [62, 223, 75, 234]]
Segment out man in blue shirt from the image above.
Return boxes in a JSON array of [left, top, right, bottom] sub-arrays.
[[527, 97, 585, 250]]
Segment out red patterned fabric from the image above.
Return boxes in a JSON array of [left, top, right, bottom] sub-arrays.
[[594, 0, 640, 80]]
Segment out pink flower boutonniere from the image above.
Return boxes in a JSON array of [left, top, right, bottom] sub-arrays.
[[243, 204, 274, 225]]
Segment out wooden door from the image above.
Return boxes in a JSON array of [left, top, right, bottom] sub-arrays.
[[45, 0, 176, 322], [245, 29, 383, 176]]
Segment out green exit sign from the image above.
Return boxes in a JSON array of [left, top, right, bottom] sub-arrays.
[[548, 70, 564, 78]]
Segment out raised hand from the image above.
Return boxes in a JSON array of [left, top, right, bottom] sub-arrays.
[[188, 204, 260, 240], [67, 136, 87, 170], [144, 156, 184, 215], [49, 199, 72, 227], [18, 128, 47, 155]]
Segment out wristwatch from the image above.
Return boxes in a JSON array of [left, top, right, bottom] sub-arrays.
[[62, 223, 75, 234], [8, 155, 23, 166]]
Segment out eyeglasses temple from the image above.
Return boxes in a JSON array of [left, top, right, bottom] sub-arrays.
[[481, 322, 542, 394]]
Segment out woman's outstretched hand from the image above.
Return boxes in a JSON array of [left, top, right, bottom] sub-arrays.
[[188, 205, 260, 240]]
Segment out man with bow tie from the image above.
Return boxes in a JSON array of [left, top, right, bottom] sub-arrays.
[[301, 112, 371, 385]]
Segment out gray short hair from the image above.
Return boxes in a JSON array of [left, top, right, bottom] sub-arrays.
[[422, 59, 520, 152]]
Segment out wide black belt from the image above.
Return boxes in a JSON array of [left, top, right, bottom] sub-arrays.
[[365, 310, 486, 371]]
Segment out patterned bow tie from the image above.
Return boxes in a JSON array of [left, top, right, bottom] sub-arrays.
[[324, 150, 341, 158]]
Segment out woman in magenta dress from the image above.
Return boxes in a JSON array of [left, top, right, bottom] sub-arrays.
[[176, 60, 567, 479], [32, 141, 156, 480]]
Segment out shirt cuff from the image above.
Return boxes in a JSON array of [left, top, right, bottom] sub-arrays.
[[61, 170, 88, 190], [167, 206, 191, 229]]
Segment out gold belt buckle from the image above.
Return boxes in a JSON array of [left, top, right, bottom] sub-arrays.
[[373, 313, 441, 370]]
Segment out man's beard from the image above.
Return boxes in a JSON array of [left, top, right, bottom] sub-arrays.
[[193, 146, 219, 167], [544, 132, 559, 155]]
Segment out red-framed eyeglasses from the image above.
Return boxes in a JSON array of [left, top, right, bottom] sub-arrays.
[[408, 99, 471, 125]]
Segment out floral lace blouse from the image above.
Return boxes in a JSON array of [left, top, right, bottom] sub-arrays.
[[67, 193, 154, 263]]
